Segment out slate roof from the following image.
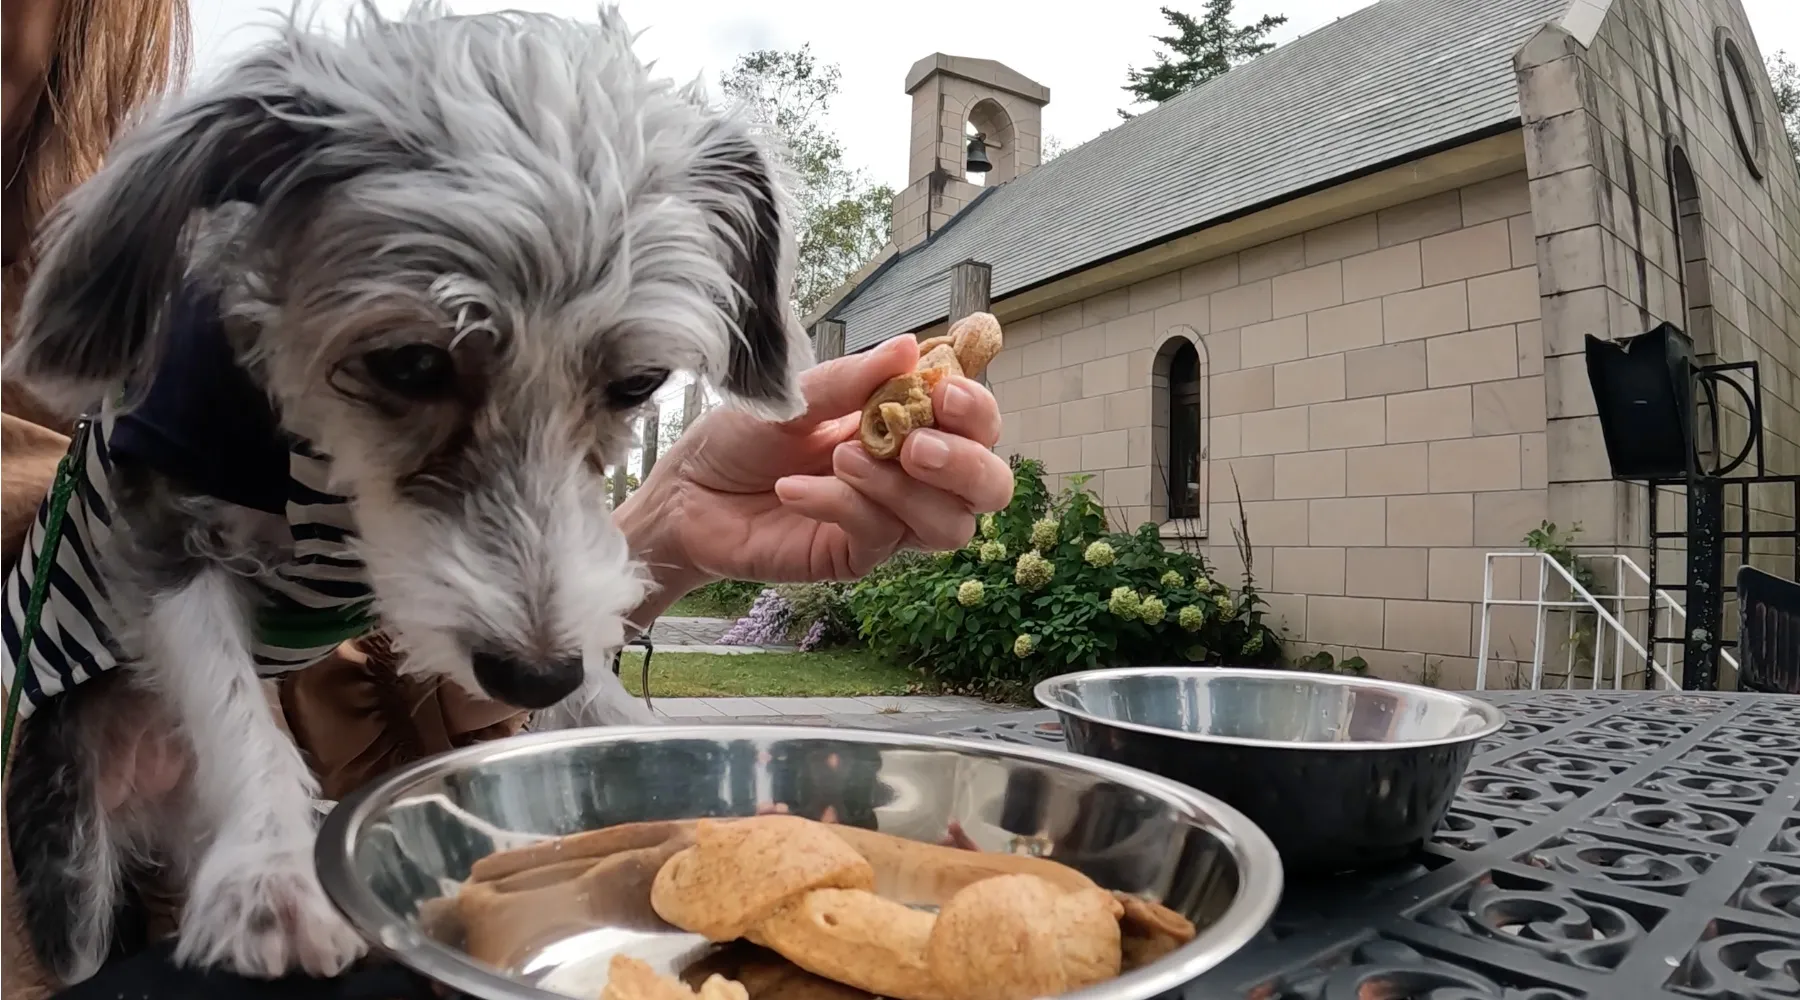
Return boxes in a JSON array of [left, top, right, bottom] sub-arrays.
[[828, 0, 1572, 352]]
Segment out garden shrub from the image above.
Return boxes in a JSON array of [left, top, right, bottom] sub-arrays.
[[680, 578, 765, 618], [718, 589, 792, 646], [716, 582, 857, 650], [850, 457, 1281, 697], [774, 582, 857, 650]]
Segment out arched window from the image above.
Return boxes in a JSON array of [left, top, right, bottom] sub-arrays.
[[1152, 333, 1206, 526], [1666, 142, 1723, 467], [1665, 143, 1714, 353]]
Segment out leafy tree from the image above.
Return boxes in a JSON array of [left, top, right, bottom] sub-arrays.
[[720, 46, 894, 315], [1121, 1, 1287, 117], [1770, 52, 1800, 173]]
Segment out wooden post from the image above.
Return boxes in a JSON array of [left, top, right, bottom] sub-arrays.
[[948, 260, 992, 385], [682, 381, 703, 430], [641, 407, 660, 479], [948, 260, 992, 325], [811, 319, 846, 363]]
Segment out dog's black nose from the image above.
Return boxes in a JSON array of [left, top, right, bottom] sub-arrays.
[[470, 648, 585, 709]]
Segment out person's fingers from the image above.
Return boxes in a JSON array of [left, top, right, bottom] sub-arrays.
[[774, 475, 908, 575], [834, 444, 979, 551], [930, 377, 1002, 448], [897, 430, 1015, 514], [783, 335, 919, 430]]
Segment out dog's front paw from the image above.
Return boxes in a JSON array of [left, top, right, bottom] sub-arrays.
[[176, 849, 367, 978]]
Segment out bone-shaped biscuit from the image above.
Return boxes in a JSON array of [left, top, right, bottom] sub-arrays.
[[859, 312, 1004, 460], [448, 814, 1198, 1000], [650, 816, 1127, 1000]]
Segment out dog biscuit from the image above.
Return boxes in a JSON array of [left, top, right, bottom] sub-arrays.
[[859, 312, 1004, 460], [649, 815, 1126, 1000], [603, 955, 747, 1000], [451, 812, 1198, 1000]]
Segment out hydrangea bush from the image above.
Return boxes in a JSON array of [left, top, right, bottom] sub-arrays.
[[850, 457, 1280, 696]]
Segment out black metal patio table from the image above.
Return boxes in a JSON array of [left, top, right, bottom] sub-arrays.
[[914, 689, 1800, 1000]]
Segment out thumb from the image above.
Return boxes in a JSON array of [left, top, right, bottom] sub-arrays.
[[783, 334, 919, 428]]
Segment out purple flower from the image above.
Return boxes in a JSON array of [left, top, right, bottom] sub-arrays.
[[798, 618, 829, 652], [719, 589, 793, 645]]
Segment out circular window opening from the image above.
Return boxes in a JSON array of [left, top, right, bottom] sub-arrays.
[[1714, 27, 1767, 180]]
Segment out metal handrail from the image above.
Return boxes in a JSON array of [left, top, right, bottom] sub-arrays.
[[1593, 553, 1739, 672], [1477, 551, 1679, 691]]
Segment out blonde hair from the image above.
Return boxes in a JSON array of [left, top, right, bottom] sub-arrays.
[[4, 0, 192, 315]]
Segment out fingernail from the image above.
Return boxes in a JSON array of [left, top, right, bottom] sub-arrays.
[[911, 432, 950, 470], [836, 442, 874, 475], [775, 477, 812, 501], [941, 380, 974, 420]]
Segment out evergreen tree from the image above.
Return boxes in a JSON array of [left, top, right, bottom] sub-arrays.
[[1121, 2, 1288, 118]]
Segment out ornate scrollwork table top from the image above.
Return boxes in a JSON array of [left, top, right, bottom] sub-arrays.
[[919, 689, 1800, 1000]]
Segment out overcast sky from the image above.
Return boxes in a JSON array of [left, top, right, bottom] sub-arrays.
[[191, 0, 1800, 194]]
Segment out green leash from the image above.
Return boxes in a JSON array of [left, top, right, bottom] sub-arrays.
[[2, 419, 88, 773]]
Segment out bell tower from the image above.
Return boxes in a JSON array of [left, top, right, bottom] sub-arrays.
[[890, 54, 1049, 251]]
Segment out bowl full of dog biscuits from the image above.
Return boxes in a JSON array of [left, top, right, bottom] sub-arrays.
[[315, 725, 1282, 1000]]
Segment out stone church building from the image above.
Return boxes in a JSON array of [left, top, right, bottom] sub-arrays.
[[808, 0, 1800, 687]]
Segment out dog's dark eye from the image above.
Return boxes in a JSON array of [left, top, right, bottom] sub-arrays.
[[365, 344, 456, 400], [605, 368, 670, 408]]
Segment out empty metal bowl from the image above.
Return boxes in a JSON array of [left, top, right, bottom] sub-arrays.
[[1035, 668, 1506, 875], [315, 724, 1283, 1000]]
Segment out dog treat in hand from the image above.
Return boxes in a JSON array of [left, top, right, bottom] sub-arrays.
[[859, 312, 1004, 460], [603, 955, 748, 1000]]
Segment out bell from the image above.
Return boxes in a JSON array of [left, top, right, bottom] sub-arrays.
[[965, 134, 993, 174]]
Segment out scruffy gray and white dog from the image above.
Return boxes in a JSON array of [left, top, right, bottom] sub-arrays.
[[1, 0, 809, 983]]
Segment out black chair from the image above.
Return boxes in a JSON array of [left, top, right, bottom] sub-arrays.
[[1737, 565, 1800, 695]]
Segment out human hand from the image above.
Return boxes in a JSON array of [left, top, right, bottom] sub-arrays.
[[618, 334, 1013, 605]]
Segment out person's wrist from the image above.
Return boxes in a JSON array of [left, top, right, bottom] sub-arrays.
[[615, 474, 714, 627]]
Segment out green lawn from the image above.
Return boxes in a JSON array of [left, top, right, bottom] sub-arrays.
[[618, 648, 925, 698]]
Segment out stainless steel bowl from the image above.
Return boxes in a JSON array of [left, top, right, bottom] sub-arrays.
[[1035, 668, 1506, 875], [316, 724, 1282, 1000]]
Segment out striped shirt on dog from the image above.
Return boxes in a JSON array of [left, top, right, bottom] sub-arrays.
[[1, 291, 375, 719]]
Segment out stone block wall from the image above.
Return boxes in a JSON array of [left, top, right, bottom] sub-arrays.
[[986, 173, 1547, 687], [1517, 0, 1800, 688]]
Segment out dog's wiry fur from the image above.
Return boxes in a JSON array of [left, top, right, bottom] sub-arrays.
[[3, 1, 810, 983]]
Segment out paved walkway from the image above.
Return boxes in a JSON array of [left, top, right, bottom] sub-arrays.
[[648, 615, 795, 654], [649, 694, 1017, 730]]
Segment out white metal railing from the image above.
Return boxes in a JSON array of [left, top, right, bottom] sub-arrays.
[[1474, 551, 1719, 691], [1598, 553, 1738, 674]]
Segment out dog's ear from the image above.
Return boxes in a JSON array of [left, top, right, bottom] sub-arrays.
[[7, 54, 397, 415], [687, 121, 811, 420]]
